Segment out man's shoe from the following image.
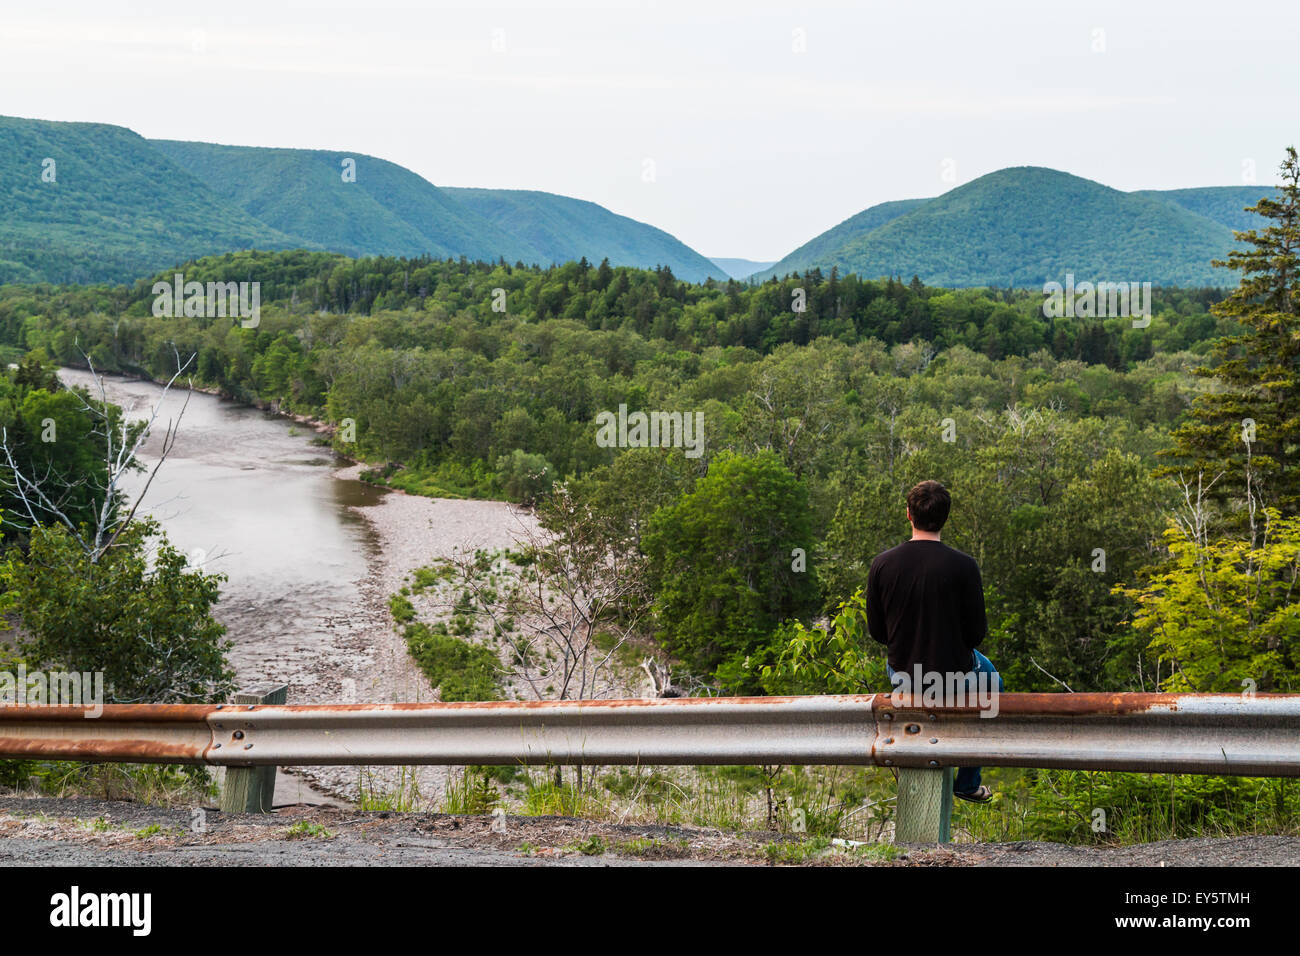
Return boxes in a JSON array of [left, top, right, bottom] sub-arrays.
[[954, 785, 993, 803]]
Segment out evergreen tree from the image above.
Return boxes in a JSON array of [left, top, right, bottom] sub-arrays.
[[1162, 146, 1300, 517]]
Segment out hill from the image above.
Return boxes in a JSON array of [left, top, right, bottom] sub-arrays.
[[151, 140, 536, 264], [760, 169, 1275, 287], [0, 114, 726, 285], [444, 187, 724, 282], [756, 198, 929, 279], [0, 116, 306, 284], [1134, 185, 1280, 233]]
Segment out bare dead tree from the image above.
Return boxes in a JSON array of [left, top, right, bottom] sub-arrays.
[[438, 486, 650, 704], [0, 347, 195, 562]]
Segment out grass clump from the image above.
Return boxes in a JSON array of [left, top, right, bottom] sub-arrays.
[[442, 767, 500, 814], [356, 766, 423, 811], [284, 821, 335, 840]]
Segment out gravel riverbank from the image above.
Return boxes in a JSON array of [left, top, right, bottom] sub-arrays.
[[280, 464, 539, 805]]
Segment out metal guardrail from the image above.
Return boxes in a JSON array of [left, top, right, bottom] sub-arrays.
[[2, 693, 1298, 777]]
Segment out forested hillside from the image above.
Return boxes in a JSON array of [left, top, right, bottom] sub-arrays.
[[759, 171, 1276, 287], [444, 188, 724, 282], [0, 115, 725, 285], [0, 117, 306, 285], [757, 198, 929, 279], [152, 140, 534, 263], [1134, 185, 1282, 232]]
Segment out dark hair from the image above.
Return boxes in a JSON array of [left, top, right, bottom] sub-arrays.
[[906, 480, 951, 532]]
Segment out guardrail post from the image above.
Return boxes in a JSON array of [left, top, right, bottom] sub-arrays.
[[220, 684, 287, 813], [894, 767, 953, 843]]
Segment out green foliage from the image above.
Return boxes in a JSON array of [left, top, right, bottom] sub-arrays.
[[759, 589, 889, 694], [403, 621, 501, 701], [0, 353, 121, 541], [0, 244, 1254, 700], [1116, 510, 1300, 692], [388, 593, 416, 625], [0, 116, 722, 284], [998, 770, 1300, 844], [522, 773, 605, 817], [494, 449, 554, 505], [643, 451, 819, 689], [566, 835, 607, 856], [0, 519, 233, 703], [23, 761, 215, 805], [284, 821, 335, 840], [356, 766, 422, 811]]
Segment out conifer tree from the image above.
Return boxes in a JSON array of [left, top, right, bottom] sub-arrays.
[[1162, 146, 1300, 518]]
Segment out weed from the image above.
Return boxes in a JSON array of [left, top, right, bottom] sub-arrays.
[[612, 836, 691, 858], [442, 767, 500, 814], [565, 835, 606, 856], [285, 821, 334, 840], [357, 766, 423, 812]]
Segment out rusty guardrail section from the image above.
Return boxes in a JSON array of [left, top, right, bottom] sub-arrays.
[[1, 694, 1298, 776]]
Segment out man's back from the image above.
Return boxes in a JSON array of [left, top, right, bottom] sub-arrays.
[[866, 539, 987, 676]]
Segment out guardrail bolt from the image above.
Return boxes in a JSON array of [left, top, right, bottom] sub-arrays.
[[906, 723, 920, 734], [232, 730, 245, 740], [930, 737, 939, 744]]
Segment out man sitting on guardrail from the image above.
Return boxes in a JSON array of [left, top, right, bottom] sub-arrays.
[[865, 479, 1002, 803]]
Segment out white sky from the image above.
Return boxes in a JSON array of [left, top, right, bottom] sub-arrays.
[[3, 0, 1296, 261]]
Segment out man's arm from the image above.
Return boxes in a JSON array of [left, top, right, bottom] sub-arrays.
[[866, 557, 888, 646], [964, 559, 988, 650]]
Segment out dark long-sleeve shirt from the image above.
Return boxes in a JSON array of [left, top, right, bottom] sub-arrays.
[[865, 539, 987, 676]]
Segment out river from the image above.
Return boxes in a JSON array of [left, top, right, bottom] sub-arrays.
[[54, 369, 532, 804], [57, 369, 391, 694]]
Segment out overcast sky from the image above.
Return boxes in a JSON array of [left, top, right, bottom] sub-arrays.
[[3, 0, 1296, 261]]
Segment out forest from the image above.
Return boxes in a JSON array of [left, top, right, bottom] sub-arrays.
[[0, 238, 1281, 695]]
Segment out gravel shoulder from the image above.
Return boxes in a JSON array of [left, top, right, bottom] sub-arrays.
[[1, 797, 1295, 867]]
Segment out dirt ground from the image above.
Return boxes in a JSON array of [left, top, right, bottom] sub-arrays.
[[1, 796, 1295, 867]]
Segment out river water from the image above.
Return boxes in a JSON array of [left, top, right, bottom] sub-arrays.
[[56, 369, 390, 695]]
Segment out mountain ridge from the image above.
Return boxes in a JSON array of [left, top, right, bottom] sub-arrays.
[[756, 170, 1278, 287]]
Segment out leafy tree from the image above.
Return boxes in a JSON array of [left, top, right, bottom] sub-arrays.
[[494, 449, 554, 505], [1114, 508, 1300, 692], [0, 519, 234, 703], [643, 450, 819, 688]]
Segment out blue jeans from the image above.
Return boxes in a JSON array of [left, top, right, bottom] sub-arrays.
[[887, 649, 1004, 795]]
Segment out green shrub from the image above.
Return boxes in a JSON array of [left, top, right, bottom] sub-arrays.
[[404, 622, 501, 701]]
